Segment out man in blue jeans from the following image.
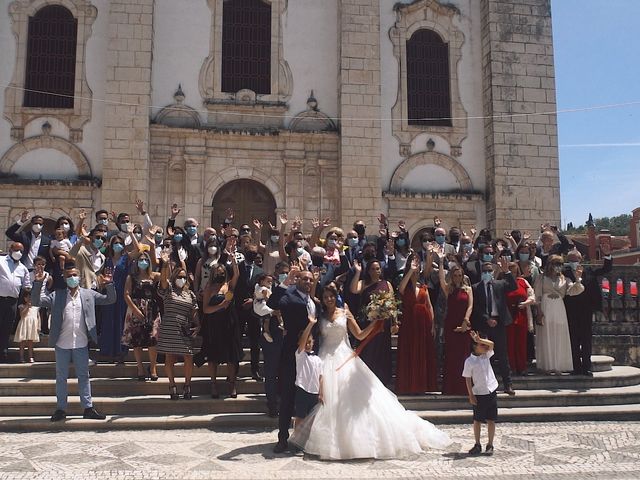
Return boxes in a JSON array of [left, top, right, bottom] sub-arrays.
[[32, 264, 116, 422]]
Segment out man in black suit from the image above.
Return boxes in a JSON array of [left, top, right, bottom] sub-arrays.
[[267, 269, 316, 453], [235, 244, 264, 381], [471, 258, 517, 395], [563, 247, 612, 376], [5, 210, 51, 272]]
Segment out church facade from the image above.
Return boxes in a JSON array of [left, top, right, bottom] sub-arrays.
[[0, 0, 559, 242]]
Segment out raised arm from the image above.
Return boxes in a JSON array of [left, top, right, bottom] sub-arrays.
[[345, 305, 380, 340], [437, 253, 449, 296], [349, 259, 363, 294], [297, 316, 317, 353], [160, 250, 171, 290], [398, 256, 419, 295]]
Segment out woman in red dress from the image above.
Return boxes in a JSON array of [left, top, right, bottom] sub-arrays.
[[438, 255, 473, 395], [396, 256, 437, 393], [505, 262, 536, 375]]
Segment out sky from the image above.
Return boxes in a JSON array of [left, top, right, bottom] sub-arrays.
[[551, 0, 639, 227]]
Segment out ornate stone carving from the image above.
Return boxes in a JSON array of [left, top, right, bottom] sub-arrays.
[[4, 0, 97, 143], [388, 151, 473, 192], [155, 85, 202, 129], [389, 0, 468, 156], [289, 92, 337, 132]]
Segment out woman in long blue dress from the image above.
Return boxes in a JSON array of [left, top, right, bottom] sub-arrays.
[[98, 235, 130, 362]]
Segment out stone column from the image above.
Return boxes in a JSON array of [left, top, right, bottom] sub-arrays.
[[101, 0, 154, 214], [481, 0, 560, 234], [338, 0, 382, 229]]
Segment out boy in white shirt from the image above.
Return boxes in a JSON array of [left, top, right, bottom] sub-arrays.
[[462, 330, 498, 456], [294, 316, 323, 431]]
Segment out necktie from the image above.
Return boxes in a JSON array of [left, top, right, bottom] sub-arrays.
[[486, 283, 493, 316]]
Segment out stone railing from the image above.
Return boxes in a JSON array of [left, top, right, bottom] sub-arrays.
[[592, 265, 640, 365]]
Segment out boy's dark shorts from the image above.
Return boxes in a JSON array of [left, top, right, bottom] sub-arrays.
[[295, 386, 319, 419], [473, 390, 498, 423]]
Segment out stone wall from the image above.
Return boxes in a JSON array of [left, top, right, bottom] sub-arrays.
[[100, 0, 155, 214], [338, 0, 382, 228], [481, 0, 560, 234]]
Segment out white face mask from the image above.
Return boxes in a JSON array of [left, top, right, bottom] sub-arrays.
[[208, 246, 218, 256], [61, 223, 71, 232], [10, 251, 23, 261], [175, 278, 187, 288], [32, 224, 43, 234]]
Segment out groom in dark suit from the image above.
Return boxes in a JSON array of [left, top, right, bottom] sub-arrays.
[[471, 258, 517, 395], [267, 269, 317, 453]]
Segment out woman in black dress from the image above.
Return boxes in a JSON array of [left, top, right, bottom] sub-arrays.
[[199, 250, 242, 398]]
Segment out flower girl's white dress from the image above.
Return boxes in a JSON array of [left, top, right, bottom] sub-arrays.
[[290, 312, 451, 459]]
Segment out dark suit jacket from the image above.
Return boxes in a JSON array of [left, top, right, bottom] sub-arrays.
[[471, 272, 517, 332], [235, 262, 264, 304], [267, 285, 317, 352], [563, 257, 612, 313], [5, 223, 52, 269]]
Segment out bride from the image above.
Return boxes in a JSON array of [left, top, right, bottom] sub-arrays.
[[290, 285, 451, 460]]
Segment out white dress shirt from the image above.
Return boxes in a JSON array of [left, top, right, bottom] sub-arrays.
[[462, 350, 499, 395], [26, 232, 41, 270], [297, 289, 316, 319], [295, 349, 323, 394], [0, 255, 31, 298], [56, 290, 89, 349]]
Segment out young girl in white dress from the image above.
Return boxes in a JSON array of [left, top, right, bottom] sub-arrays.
[[290, 285, 451, 460], [14, 290, 40, 363]]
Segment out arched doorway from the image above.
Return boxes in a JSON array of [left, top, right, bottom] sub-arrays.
[[211, 179, 277, 233]]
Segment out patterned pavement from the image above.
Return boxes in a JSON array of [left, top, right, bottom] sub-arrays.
[[1, 422, 640, 479]]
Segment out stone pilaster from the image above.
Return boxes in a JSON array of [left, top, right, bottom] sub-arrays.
[[101, 0, 154, 214], [338, 0, 382, 229], [481, 0, 560, 234]]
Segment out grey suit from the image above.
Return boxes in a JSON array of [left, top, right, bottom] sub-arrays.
[[32, 281, 115, 411]]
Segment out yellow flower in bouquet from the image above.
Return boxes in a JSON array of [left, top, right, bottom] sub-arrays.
[[364, 291, 402, 325]]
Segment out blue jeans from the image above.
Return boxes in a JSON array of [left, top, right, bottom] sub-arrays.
[[55, 346, 92, 411]]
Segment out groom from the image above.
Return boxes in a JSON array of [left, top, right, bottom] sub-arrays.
[[267, 268, 317, 453]]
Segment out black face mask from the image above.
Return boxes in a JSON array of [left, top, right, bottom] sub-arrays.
[[450, 235, 460, 244], [363, 251, 374, 261], [245, 252, 257, 264], [213, 274, 226, 284], [312, 256, 324, 267], [354, 225, 365, 236]]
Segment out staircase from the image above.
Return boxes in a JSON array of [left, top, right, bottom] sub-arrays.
[[3, 335, 640, 431]]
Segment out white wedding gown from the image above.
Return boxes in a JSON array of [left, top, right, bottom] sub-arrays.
[[289, 313, 451, 460]]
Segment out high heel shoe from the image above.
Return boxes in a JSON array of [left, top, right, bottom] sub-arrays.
[[228, 384, 237, 399], [169, 384, 179, 400], [147, 366, 158, 381], [183, 384, 192, 400]]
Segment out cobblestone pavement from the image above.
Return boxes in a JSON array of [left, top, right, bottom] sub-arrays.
[[1, 422, 640, 479]]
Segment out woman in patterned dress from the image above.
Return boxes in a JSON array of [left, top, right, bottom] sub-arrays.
[[158, 250, 200, 400]]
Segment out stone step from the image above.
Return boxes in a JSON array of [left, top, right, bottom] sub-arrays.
[[3, 403, 640, 432], [2, 383, 640, 417]]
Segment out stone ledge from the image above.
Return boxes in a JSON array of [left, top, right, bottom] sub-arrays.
[[383, 190, 485, 201], [0, 176, 102, 187]]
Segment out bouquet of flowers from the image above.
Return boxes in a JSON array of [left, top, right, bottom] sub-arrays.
[[363, 291, 402, 327]]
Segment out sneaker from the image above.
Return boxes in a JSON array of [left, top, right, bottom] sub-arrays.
[[273, 441, 289, 454], [485, 444, 494, 455], [83, 407, 106, 420], [263, 331, 273, 343], [468, 443, 481, 455], [50, 409, 66, 422]]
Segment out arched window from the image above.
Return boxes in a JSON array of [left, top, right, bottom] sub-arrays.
[[221, 0, 272, 95], [406, 29, 451, 127], [23, 5, 77, 109]]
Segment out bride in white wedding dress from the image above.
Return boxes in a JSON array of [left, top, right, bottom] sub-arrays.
[[290, 286, 451, 460]]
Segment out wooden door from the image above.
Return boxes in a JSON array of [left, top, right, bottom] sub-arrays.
[[211, 179, 276, 232]]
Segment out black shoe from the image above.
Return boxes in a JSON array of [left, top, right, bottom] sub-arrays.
[[273, 441, 288, 453], [183, 384, 192, 400], [485, 444, 494, 455], [83, 407, 106, 420], [147, 366, 158, 381], [504, 386, 516, 396], [570, 370, 581, 376], [468, 443, 481, 455], [584, 370, 593, 377], [169, 384, 179, 400], [50, 409, 66, 422], [252, 371, 264, 382], [137, 374, 147, 381]]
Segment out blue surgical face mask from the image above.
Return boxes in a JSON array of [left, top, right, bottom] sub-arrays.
[[112, 243, 124, 253], [435, 235, 446, 245], [173, 234, 183, 243], [271, 235, 280, 244], [481, 271, 494, 283], [66, 275, 80, 288], [155, 234, 163, 245], [462, 243, 473, 252], [278, 273, 288, 284], [482, 254, 493, 262], [327, 239, 337, 248], [98, 219, 108, 226], [138, 259, 150, 270], [396, 239, 406, 248], [519, 253, 530, 262], [296, 247, 305, 256], [93, 238, 104, 249], [567, 261, 579, 271], [186, 226, 197, 236], [347, 238, 358, 248]]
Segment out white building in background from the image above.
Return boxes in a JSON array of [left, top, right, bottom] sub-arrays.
[[0, 0, 560, 244]]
